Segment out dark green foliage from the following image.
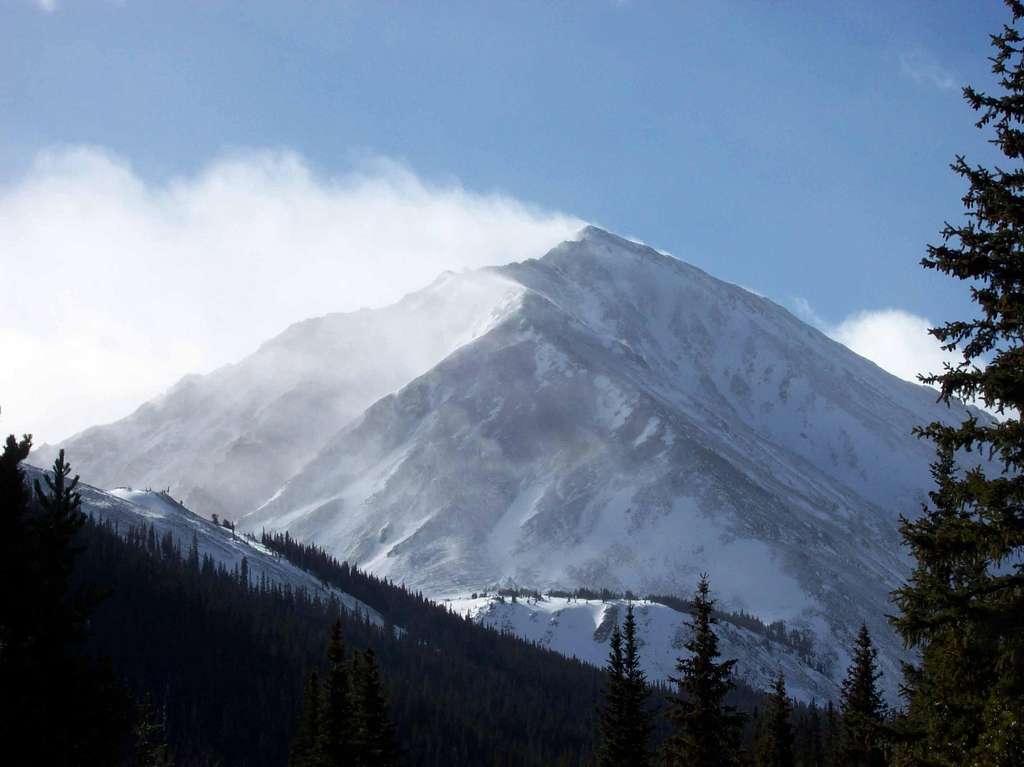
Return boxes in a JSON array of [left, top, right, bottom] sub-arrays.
[[662, 574, 744, 766], [0, 439, 131, 765], [793, 700, 823, 767], [596, 603, 652, 766], [0, 431, 33, 660], [822, 701, 840, 767], [755, 672, 794, 767], [291, 672, 324, 767], [891, 3, 1024, 764], [351, 647, 400, 767], [74, 519, 614, 766], [290, 622, 397, 766], [130, 698, 174, 767], [598, 618, 627, 766], [839, 626, 886, 767], [319, 620, 354, 765]]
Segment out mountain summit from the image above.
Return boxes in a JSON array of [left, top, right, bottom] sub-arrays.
[[39, 227, 971, 697]]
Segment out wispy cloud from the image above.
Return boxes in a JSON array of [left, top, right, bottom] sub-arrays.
[[0, 147, 583, 443], [792, 299, 956, 386], [899, 49, 958, 91], [33, 0, 57, 12]]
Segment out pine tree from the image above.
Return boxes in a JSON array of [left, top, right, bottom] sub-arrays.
[[597, 603, 652, 766], [0, 431, 35, 746], [0, 430, 33, 645], [889, 4, 1024, 763], [597, 618, 628, 767], [33, 449, 87, 630], [350, 648, 399, 767], [0, 437, 130, 765], [131, 698, 174, 767], [620, 604, 653, 767], [187, 530, 200, 572], [318, 620, 353, 766], [822, 701, 840, 767], [755, 671, 794, 767], [662, 574, 744, 767], [839, 625, 886, 767], [798, 700, 824, 767], [290, 671, 324, 767]]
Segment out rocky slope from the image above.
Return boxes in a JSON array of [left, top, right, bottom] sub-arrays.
[[39, 226, 974, 697]]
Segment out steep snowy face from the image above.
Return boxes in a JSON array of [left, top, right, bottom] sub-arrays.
[[22, 465, 382, 622], [39, 225, 969, 697], [33, 270, 522, 520], [242, 227, 971, 695], [499, 226, 949, 519]]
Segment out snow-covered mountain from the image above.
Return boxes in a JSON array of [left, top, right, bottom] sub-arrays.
[[39, 226, 972, 698], [446, 594, 835, 703], [33, 270, 518, 521], [22, 464, 382, 623]]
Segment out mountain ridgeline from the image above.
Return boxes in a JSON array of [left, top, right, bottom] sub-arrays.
[[29, 461, 826, 766], [34, 227, 978, 699]]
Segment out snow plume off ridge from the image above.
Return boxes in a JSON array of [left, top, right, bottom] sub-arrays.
[[38, 226, 976, 700]]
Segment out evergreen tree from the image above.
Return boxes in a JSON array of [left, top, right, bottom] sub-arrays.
[[796, 700, 823, 767], [130, 698, 174, 767], [620, 604, 653, 767], [755, 671, 794, 767], [662, 574, 744, 766], [0, 430, 33, 663], [0, 437, 129, 765], [822, 701, 840, 767], [187, 530, 200, 572], [0, 431, 35, 749], [839, 625, 886, 767], [597, 619, 628, 766], [890, 2, 1024, 763], [351, 648, 399, 767], [597, 603, 652, 766], [290, 671, 324, 767], [318, 620, 353, 766], [33, 449, 87, 625]]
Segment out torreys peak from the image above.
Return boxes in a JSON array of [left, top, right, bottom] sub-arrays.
[[36, 225, 977, 701]]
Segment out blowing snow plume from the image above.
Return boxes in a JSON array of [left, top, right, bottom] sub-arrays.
[[0, 146, 582, 443]]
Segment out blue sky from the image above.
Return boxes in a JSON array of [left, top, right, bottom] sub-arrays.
[[0, 0, 1011, 440]]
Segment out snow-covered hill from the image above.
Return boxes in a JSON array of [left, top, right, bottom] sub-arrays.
[[32, 270, 518, 521], [446, 594, 836, 703], [23, 464, 382, 623], [38, 225, 975, 698]]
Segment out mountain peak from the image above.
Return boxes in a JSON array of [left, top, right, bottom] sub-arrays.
[[573, 224, 657, 254], [531, 225, 679, 278]]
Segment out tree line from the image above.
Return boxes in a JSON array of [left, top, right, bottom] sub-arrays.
[[592, 577, 888, 767], [4, 1, 1024, 764], [596, 3, 1024, 763]]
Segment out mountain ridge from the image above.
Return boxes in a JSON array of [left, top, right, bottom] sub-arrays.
[[35, 226, 974, 699]]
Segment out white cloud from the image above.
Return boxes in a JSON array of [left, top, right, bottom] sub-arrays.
[[830, 309, 957, 385], [33, 0, 57, 12], [0, 146, 583, 444], [899, 50, 957, 91], [792, 299, 958, 386]]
